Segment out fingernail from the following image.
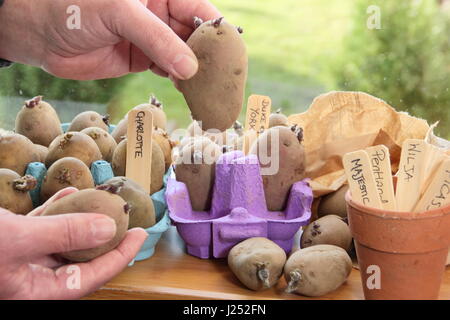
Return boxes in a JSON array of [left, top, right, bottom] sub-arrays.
[[90, 217, 116, 243], [171, 54, 198, 80]]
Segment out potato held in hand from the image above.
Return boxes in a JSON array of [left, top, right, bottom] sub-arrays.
[[179, 17, 248, 131], [98, 177, 156, 229], [15, 96, 63, 147], [284, 245, 352, 297], [41, 189, 130, 262], [228, 237, 286, 291], [0, 169, 36, 215]]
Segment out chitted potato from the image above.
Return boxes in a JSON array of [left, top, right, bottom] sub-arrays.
[[68, 111, 110, 132], [34, 144, 49, 163], [81, 127, 118, 162], [45, 132, 102, 168], [269, 109, 289, 128], [110, 96, 167, 144], [175, 139, 222, 211], [249, 125, 306, 211], [179, 17, 248, 131], [228, 237, 286, 291], [98, 177, 156, 229], [40, 157, 94, 203], [111, 139, 165, 194], [15, 96, 63, 147], [318, 185, 349, 218], [300, 215, 352, 251], [41, 189, 129, 262], [284, 245, 352, 297], [111, 117, 127, 144], [0, 169, 36, 214], [153, 128, 174, 171], [0, 132, 40, 175]]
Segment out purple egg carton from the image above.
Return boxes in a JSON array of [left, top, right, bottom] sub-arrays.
[[166, 150, 313, 259]]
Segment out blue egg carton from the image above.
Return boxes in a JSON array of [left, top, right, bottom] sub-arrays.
[[25, 123, 171, 262]]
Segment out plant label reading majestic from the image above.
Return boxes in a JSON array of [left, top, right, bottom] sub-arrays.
[[366, 145, 397, 211], [126, 109, 153, 194], [343, 150, 382, 209]]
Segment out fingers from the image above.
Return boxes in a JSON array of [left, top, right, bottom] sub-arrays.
[[13, 213, 117, 259], [109, 0, 198, 80], [168, 0, 222, 27], [51, 228, 148, 299], [27, 187, 79, 217]]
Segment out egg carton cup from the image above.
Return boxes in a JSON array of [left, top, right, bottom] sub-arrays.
[[25, 123, 170, 262], [166, 150, 313, 259]]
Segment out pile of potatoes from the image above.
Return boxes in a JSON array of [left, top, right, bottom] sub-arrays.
[[0, 95, 176, 261]]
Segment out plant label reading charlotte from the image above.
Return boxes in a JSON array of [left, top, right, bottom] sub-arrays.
[[126, 109, 154, 194]]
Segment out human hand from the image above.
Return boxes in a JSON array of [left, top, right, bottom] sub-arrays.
[[0, 187, 148, 300], [0, 0, 221, 80]]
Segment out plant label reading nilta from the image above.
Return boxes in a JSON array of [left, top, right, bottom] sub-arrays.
[[414, 159, 450, 213], [126, 109, 153, 194], [396, 139, 427, 212], [366, 145, 397, 211], [343, 150, 382, 209], [242, 95, 272, 154]]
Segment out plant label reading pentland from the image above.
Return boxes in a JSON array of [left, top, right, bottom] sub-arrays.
[[366, 145, 397, 211], [396, 139, 427, 212], [242, 94, 272, 154], [126, 109, 154, 194], [343, 150, 383, 209]]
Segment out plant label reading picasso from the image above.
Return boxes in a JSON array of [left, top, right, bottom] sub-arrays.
[[365, 145, 397, 211], [126, 109, 154, 194], [242, 94, 272, 154], [413, 159, 450, 213], [395, 139, 428, 212], [343, 150, 383, 209]]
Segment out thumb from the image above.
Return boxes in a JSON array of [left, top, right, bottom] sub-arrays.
[[109, 0, 198, 80], [12, 213, 117, 260]]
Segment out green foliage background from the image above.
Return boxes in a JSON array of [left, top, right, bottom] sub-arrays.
[[0, 0, 448, 138]]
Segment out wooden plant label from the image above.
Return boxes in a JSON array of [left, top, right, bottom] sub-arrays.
[[242, 94, 272, 154], [343, 150, 383, 209], [366, 145, 397, 211], [396, 139, 427, 212], [126, 109, 154, 194], [414, 158, 450, 213]]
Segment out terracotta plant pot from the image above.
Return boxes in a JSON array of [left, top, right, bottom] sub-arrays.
[[346, 192, 450, 300]]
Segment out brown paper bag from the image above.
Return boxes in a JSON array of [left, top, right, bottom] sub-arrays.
[[288, 91, 430, 197]]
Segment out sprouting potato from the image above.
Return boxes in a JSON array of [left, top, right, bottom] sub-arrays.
[[68, 111, 110, 132], [249, 125, 306, 211], [174, 139, 222, 211], [318, 185, 350, 218], [284, 245, 352, 297], [45, 132, 102, 168], [228, 237, 286, 291], [0, 169, 36, 214], [179, 17, 248, 131], [41, 189, 129, 262], [268, 109, 289, 128], [300, 215, 352, 251], [97, 177, 156, 229], [81, 127, 118, 163], [40, 157, 94, 203], [15, 96, 63, 147], [0, 132, 40, 175]]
